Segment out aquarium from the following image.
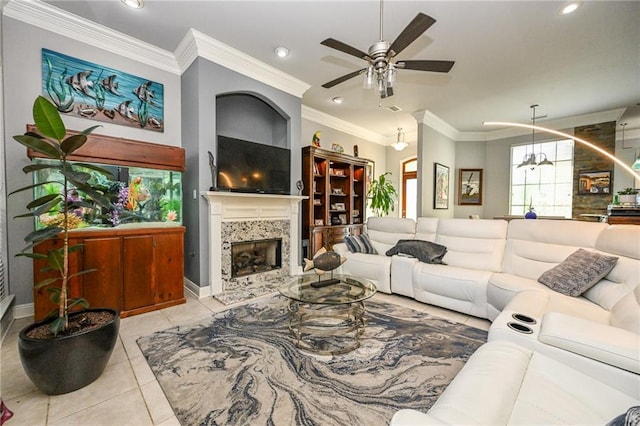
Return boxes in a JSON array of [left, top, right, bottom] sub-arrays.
[[32, 159, 182, 230]]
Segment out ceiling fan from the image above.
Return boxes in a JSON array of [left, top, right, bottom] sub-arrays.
[[320, 2, 455, 98]]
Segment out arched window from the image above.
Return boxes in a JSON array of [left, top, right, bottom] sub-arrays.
[[402, 158, 418, 219]]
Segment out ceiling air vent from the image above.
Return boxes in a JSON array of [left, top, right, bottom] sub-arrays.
[[387, 105, 402, 112]]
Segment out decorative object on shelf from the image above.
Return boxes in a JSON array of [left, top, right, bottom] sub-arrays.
[[458, 169, 483, 205], [331, 216, 343, 225], [332, 188, 345, 195], [525, 199, 537, 219], [618, 187, 639, 204], [319, 2, 454, 99], [433, 163, 449, 210], [338, 214, 347, 224], [578, 170, 611, 195], [313, 162, 319, 175], [391, 128, 408, 151], [331, 143, 344, 153], [314, 219, 324, 226], [516, 105, 553, 170], [353, 209, 360, 217], [296, 180, 304, 195], [12, 96, 120, 395], [354, 145, 359, 157], [41, 49, 164, 132], [312, 131, 321, 147], [313, 199, 322, 206], [208, 151, 217, 190], [335, 202, 346, 211], [368, 172, 398, 216]]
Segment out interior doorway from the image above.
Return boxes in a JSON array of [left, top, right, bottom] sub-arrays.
[[402, 158, 418, 220]]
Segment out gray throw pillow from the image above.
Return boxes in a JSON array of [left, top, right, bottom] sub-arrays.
[[537, 248, 618, 297], [605, 406, 640, 426], [385, 239, 447, 264], [344, 234, 377, 254]]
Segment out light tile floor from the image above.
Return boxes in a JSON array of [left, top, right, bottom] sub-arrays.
[[1, 291, 490, 426]]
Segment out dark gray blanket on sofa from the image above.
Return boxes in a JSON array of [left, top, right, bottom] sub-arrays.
[[385, 239, 448, 264]]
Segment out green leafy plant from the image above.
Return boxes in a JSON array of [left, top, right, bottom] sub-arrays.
[[367, 172, 398, 217], [10, 96, 113, 335], [618, 187, 639, 195]]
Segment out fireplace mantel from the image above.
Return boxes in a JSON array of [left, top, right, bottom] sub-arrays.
[[202, 191, 306, 295]]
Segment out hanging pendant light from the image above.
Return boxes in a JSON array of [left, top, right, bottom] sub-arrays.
[[391, 128, 408, 151], [517, 104, 553, 170], [621, 122, 640, 170]]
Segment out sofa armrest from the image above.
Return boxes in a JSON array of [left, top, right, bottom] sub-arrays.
[[333, 242, 348, 256], [539, 312, 640, 374]]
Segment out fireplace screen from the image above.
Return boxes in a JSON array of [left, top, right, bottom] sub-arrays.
[[231, 238, 282, 278]]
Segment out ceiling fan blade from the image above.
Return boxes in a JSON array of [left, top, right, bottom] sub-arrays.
[[321, 68, 367, 88], [321, 38, 370, 60], [396, 60, 455, 73], [388, 13, 436, 57]]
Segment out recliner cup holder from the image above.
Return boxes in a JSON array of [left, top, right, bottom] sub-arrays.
[[507, 322, 533, 334], [512, 313, 536, 324]]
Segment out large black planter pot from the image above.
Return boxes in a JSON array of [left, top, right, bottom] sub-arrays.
[[18, 308, 120, 395]]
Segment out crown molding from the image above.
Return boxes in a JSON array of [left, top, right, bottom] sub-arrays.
[[302, 105, 387, 145], [175, 29, 311, 99], [412, 109, 460, 140], [3, 0, 180, 74]]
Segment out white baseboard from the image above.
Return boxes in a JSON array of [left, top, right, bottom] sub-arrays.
[[10, 278, 210, 320], [184, 278, 211, 298], [13, 302, 34, 319]]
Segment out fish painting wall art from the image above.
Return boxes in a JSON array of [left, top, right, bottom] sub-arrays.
[[41, 49, 165, 132]]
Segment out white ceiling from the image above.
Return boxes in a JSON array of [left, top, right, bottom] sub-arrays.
[[39, 0, 640, 142]]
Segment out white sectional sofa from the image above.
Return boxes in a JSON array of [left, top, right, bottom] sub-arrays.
[[332, 217, 640, 425]]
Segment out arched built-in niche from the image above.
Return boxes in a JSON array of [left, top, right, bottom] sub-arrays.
[[216, 92, 288, 148]]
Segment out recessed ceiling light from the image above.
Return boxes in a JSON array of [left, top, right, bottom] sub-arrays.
[[121, 0, 143, 9], [561, 2, 580, 15], [274, 47, 289, 58], [332, 97, 343, 104]]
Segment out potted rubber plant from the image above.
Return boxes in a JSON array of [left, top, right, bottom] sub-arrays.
[[367, 172, 398, 216], [11, 96, 120, 395]]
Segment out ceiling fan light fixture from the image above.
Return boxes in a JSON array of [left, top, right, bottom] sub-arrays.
[[363, 66, 374, 89]]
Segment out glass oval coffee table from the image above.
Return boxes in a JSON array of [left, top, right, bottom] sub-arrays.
[[279, 274, 377, 355]]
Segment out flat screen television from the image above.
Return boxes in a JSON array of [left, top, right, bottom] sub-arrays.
[[216, 135, 291, 194]]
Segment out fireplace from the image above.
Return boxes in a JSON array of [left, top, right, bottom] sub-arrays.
[[231, 238, 282, 278], [202, 192, 306, 297]]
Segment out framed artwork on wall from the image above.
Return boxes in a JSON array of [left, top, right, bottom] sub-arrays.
[[41, 49, 165, 132], [434, 162, 450, 209], [458, 169, 483, 205], [578, 170, 611, 195]]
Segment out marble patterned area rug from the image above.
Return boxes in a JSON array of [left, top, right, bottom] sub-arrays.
[[137, 296, 487, 425]]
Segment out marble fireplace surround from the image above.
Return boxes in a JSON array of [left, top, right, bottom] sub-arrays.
[[202, 192, 306, 297]]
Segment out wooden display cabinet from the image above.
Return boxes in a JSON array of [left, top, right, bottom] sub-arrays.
[[302, 146, 370, 255], [33, 226, 185, 320]]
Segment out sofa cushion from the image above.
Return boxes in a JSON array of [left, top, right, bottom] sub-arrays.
[[502, 219, 607, 279], [343, 234, 377, 254], [537, 249, 618, 297], [415, 217, 438, 241], [610, 286, 640, 334], [385, 239, 447, 264], [435, 219, 508, 272], [366, 217, 416, 254]]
